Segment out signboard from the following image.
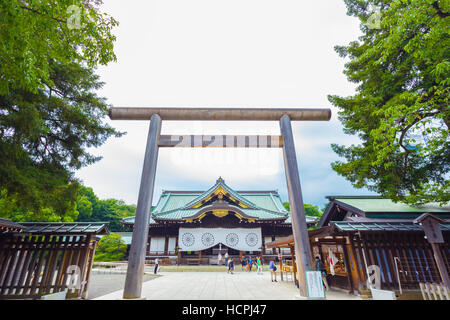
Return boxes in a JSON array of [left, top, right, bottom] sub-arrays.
[[305, 271, 325, 299]]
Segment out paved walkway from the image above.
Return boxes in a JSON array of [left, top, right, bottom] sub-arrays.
[[94, 271, 362, 300], [87, 273, 160, 299]]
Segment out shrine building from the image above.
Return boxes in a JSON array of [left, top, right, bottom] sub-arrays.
[[122, 177, 317, 265]]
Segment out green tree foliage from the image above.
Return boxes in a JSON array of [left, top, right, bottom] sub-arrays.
[[0, 0, 118, 95], [283, 202, 324, 218], [75, 186, 136, 232], [0, 1, 121, 219], [0, 189, 78, 222], [0, 184, 136, 227], [0, 60, 122, 217], [94, 233, 127, 262], [329, 0, 449, 205]]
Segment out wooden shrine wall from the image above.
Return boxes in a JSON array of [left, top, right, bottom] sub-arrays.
[[0, 234, 96, 299], [349, 231, 450, 290]]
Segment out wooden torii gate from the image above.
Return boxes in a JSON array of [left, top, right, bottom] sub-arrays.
[[109, 107, 331, 298]]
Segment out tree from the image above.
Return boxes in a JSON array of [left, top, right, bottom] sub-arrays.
[[0, 0, 118, 95], [76, 195, 93, 221], [0, 1, 121, 218], [0, 60, 123, 217], [329, 0, 449, 205], [283, 202, 324, 218], [94, 233, 127, 262], [75, 186, 136, 232], [0, 189, 78, 222]]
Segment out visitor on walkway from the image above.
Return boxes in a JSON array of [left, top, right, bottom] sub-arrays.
[[228, 258, 234, 274], [224, 252, 229, 266], [315, 256, 329, 291], [154, 258, 159, 275], [240, 256, 246, 271], [248, 257, 253, 271], [269, 258, 277, 282], [218, 252, 222, 265], [256, 256, 263, 274]]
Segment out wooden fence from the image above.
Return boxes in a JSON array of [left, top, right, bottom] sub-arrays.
[[350, 232, 449, 290], [0, 234, 96, 299]]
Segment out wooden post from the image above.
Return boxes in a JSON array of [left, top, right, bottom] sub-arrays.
[[289, 245, 297, 284], [272, 236, 276, 255], [341, 243, 354, 293], [278, 248, 284, 281], [164, 236, 169, 256], [81, 238, 97, 299], [280, 114, 313, 297], [431, 243, 450, 289], [123, 114, 161, 299]]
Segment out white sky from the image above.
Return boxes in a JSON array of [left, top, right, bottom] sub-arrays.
[[76, 0, 377, 209]]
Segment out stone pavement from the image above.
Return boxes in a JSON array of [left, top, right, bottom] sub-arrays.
[[87, 273, 160, 299], [94, 271, 362, 300]]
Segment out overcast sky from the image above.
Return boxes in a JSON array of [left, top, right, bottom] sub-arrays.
[[76, 0, 377, 209]]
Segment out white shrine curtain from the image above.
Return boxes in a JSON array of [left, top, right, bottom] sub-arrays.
[[150, 237, 165, 253], [168, 237, 176, 252], [178, 227, 262, 252]]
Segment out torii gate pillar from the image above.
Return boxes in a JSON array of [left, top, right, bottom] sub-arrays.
[[280, 114, 313, 297], [123, 114, 161, 299]]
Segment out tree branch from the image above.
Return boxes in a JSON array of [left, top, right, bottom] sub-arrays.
[[20, 6, 67, 24], [432, 1, 450, 18]]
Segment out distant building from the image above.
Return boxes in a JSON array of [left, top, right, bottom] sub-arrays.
[[122, 177, 317, 264]]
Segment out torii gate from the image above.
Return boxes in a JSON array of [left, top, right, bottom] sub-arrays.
[[109, 107, 331, 298]]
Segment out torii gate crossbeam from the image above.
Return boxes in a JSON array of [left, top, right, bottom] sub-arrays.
[[109, 107, 331, 299]]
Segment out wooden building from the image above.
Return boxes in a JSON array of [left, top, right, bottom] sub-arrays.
[[0, 221, 109, 299], [122, 177, 317, 265], [267, 196, 450, 295]]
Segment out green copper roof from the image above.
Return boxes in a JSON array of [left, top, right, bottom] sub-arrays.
[[332, 221, 450, 232], [123, 178, 317, 225], [240, 193, 288, 213], [331, 197, 450, 213], [157, 193, 200, 212], [182, 177, 259, 209]]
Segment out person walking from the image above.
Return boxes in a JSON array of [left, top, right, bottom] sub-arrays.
[[315, 256, 329, 291], [218, 252, 222, 265], [154, 258, 159, 275], [248, 256, 253, 272], [224, 252, 229, 266], [240, 256, 246, 271], [269, 258, 277, 282], [228, 258, 234, 274], [256, 256, 263, 274]]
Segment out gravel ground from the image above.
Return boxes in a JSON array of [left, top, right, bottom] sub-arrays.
[[87, 273, 160, 299]]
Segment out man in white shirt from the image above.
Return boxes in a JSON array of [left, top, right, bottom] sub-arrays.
[[224, 252, 229, 266]]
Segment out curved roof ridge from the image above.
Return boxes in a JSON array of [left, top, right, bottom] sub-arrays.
[[152, 203, 289, 221], [181, 177, 259, 210]]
